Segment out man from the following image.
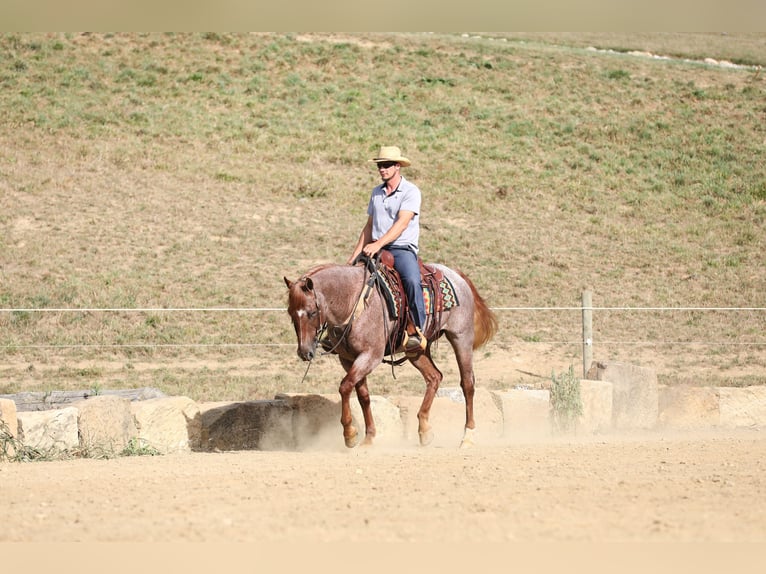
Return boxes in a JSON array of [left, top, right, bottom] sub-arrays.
[[348, 145, 427, 354]]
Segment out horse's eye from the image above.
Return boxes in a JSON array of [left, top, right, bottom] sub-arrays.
[[307, 310, 318, 319]]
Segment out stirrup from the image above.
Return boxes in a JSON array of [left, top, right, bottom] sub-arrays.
[[403, 327, 427, 355]]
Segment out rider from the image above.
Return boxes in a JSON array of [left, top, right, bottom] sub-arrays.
[[347, 145, 427, 354]]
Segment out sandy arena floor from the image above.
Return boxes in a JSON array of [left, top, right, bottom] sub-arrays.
[[2, 429, 764, 543]]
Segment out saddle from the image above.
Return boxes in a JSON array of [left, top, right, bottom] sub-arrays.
[[366, 250, 455, 355]]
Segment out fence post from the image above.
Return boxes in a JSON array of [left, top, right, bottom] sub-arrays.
[[582, 290, 593, 377]]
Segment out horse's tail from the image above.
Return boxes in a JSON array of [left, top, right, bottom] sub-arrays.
[[457, 270, 498, 350]]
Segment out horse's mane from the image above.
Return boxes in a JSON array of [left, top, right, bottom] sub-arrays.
[[301, 262, 336, 280], [286, 264, 336, 309]]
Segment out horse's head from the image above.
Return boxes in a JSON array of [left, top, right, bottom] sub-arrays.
[[284, 275, 324, 362]]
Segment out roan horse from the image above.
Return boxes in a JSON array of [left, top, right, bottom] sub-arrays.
[[284, 257, 497, 448]]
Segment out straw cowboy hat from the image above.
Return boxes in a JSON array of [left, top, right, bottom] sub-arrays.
[[369, 146, 411, 167]]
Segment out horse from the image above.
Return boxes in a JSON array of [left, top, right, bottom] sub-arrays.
[[283, 257, 497, 448]]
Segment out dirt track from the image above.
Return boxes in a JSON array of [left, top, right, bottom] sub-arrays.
[[2, 429, 765, 542]]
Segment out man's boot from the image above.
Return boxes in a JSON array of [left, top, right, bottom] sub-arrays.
[[403, 325, 427, 355]]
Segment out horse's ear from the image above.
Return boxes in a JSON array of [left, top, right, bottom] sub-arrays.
[[304, 277, 314, 292], [283, 277, 293, 289]]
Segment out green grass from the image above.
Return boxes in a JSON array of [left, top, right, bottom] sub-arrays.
[[1, 32, 765, 400]]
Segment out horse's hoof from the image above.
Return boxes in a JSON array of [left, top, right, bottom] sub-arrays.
[[360, 436, 374, 448], [344, 428, 359, 448], [460, 427, 475, 449], [418, 429, 434, 446]]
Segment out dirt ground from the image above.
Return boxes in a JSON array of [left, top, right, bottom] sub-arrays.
[[2, 428, 765, 543]]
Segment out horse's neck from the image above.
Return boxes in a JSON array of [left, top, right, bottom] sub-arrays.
[[313, 265, 366, 325]]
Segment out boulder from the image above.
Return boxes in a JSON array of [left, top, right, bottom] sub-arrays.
[[349, 395, 403, 446], [0, 398, 17, 437], [587, 361, 658, 429], [579, 380, 613, 433], [131, 396, 201, 454], [73, 395, 137, 455], [0, 387, 165, 412], [387, 395, 425, 443], [276, 393, 404, 449], [718, 386, 766, 428], [390, 387, 503, 446], [491, 389, 551, 439], [1, 398, 19, 459], [197, 400, 294, 451], [276, 393, 347, 450], [17, 407, 79, 453], [658, 385, 720, 429]]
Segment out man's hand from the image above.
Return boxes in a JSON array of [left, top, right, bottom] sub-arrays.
[[362, 240, 383, 258]]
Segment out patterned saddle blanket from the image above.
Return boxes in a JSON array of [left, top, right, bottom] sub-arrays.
[[374, 251, 460, 342]]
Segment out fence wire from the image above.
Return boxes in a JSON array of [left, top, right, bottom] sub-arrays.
[[1, 306, 765, 350]]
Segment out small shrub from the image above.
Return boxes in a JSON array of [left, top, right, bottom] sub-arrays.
[[606, 69, 630, 80], [550, 365, 583, 433], [121, 437, 161, 457]]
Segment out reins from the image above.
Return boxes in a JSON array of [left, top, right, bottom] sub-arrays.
[[298, 256, 377, 384]]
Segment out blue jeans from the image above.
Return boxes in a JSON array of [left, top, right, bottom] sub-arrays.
[[385, 246, 426, 330]]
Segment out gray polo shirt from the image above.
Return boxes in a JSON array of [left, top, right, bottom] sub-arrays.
[[367, 176, 421, 253]]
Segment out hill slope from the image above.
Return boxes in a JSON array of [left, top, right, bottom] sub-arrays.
[[1, 32, 765, 399]]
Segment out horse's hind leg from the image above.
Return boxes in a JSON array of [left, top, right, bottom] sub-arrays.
[[408, 352, 443, 446], [355, 379, 376, 446], [459, 371, 477, 448], [446, 334, 477, 448]]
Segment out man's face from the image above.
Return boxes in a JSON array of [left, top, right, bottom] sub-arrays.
[[376, 161, 399, 182]]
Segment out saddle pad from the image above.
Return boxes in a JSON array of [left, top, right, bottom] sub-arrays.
[[430, 275, 460, 314], [376, 271, 459, 319]]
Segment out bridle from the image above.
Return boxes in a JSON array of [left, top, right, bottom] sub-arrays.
[[294, 254, 405, 384], [295, 264, 374, 383]]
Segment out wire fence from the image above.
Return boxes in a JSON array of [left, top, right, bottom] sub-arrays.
[[2, 304, 764, 398], [1, 306, 765, 351]]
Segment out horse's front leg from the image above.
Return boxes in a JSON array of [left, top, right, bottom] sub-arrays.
[[338, 372, 358, 448], [338, 357, 376, 448]]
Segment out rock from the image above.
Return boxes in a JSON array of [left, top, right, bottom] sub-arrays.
[[73, 395, 137, 455], [588, 361, 658, 429], [658, 386, 720, 429], [718, 386, 766, 428], [579, 380, 613, 433], [491, 389, 551, 439], [276, 393, 404, 449], [276, 393, 347, 450], [17, 407, 79, 453], [1, 387, 166, 412], [390, 387, 503, 446], [1, 398, 19, 459], [0, 398, 17, 437], [349, 395, 403, 446], [197, 400, 294, 451], [131, 396, 201, 454]]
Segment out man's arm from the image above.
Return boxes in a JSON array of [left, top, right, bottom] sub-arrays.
[[347, 216, 374, 264], [361, 210, 414, 257]]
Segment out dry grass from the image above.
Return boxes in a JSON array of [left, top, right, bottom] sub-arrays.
[[1, 32, 765, 401]]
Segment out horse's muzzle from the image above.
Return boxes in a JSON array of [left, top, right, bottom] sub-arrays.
[[298, 349, 314, 361], [297, 340, 318, 362]]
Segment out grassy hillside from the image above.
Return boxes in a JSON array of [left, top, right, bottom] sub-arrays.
[[1, 32, 765, 400]]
